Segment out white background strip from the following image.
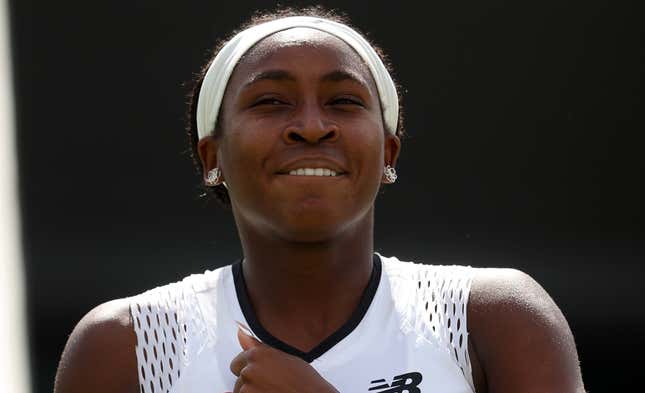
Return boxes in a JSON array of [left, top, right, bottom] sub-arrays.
[[0, 0, 31, 391]]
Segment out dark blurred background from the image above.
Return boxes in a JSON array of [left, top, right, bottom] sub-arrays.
[[9, 0, 643, 392]]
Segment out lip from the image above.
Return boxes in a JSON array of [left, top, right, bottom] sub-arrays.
[[276, 157, 348, 175]]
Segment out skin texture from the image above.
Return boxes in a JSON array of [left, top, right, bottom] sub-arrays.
[[54, 299, 139, 393], [54, 28, 585, 393], [468, 269, 585, 393]]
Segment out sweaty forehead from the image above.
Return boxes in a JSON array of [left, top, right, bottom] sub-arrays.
[[232, 27, 376, 89]]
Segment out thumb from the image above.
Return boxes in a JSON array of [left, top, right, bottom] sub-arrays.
[[237, 327, 261, 350]]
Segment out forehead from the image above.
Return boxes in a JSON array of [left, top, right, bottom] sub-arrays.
[[230, 27, 376, 90]]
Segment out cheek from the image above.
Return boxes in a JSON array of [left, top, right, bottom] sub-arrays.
[[353, 119, 386, 170], [344, 128, 386, 197], [219, 122, 278, 188]]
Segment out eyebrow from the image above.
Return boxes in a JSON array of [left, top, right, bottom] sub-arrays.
[[244, 70, 295, 88], [321, 69, 371, 92], [243, 69, 371, 91]]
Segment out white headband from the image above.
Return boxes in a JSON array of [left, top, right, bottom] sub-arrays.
[[196, 16, 399, 139]]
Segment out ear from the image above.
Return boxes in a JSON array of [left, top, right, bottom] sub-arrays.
[[383, 133, 401, 168], [197, 136, 224, 185]]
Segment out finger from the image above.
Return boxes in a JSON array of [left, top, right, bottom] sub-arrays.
[[237, 327, 261, 350], [232, 375, 244, 393], [235, 320, 255, 337], [230, 351, 247, 377]]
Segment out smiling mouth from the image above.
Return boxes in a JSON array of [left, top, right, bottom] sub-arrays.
[[285, 167, 342, 177]]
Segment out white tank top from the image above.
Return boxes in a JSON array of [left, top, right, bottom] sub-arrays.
[[129, 254, 475, 393]]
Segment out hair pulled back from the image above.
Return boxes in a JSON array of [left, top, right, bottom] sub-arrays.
[[185, 6, 404, 207]]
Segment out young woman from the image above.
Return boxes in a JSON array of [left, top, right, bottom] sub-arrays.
[[54, 8, 585, 393]]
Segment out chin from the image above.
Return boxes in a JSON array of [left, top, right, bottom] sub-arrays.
[[281, 212, 342, 242], [274, 204, 369, 244], [279, 228, 339, 244]]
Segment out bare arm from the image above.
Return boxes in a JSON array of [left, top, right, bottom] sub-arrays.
[[468, 268, 585, 393], [54, 298, 140, 393]]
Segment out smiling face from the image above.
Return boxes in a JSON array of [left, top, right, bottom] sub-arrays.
[[198, 28, 400, 243]]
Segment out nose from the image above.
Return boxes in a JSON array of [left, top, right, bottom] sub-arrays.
[[282, 104, 339, 145]]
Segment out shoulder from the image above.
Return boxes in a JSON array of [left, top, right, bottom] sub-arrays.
[[469, 268, 564, 323], [467, 268, 585, 393], [54, 298, 139, 393]]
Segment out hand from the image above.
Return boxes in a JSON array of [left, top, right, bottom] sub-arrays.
[[228, 328, 339, 393]]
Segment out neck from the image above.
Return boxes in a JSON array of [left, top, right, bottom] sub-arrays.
[[234, 209, 376, 350]]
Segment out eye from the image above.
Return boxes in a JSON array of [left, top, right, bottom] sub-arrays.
[[329, 96, 365, 107], [251, 97, 288, 107]]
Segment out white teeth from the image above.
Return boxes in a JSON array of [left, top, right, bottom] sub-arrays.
[[286, 168, 339, 176]]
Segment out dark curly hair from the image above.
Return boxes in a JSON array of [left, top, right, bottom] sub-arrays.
[[185, 5, 405, 207]]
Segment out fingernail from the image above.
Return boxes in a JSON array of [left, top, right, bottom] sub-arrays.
[[235, 320, 254, 337]]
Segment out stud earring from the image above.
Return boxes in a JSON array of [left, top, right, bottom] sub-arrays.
[[383, 164, 397, 184], [205, 167, 221, 186]]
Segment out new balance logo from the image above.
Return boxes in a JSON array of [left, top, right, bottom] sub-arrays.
[[368, 372, 423, 393]]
